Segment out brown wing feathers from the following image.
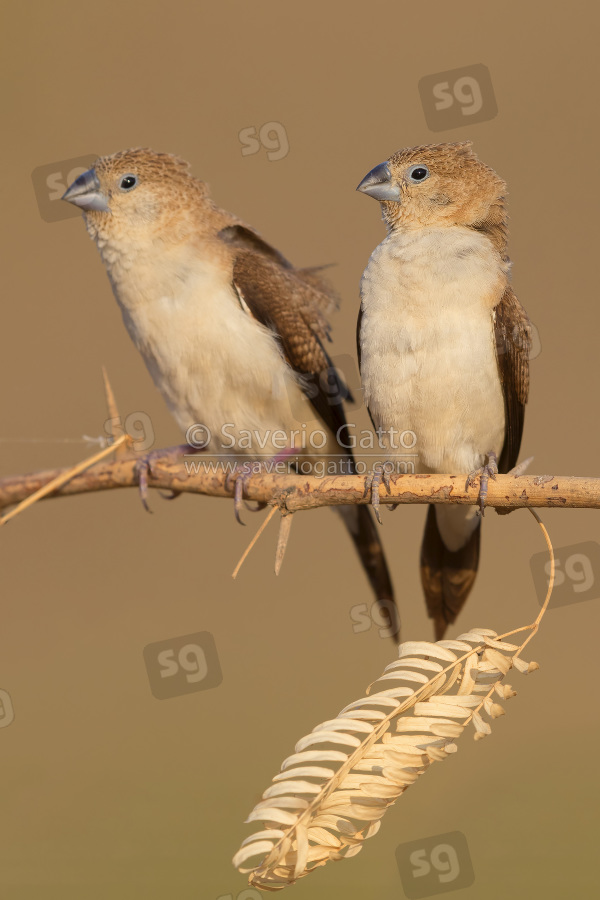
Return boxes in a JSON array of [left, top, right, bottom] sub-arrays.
[[494, 285, 531, 473], [220, 224, 352, 448]]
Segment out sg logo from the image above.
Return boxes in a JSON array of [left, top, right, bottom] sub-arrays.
[[530, 541, 600, 609], [31, 155, 98, 222], [239, 122, 289, 161], [103, 410, 155, 452], [396, 831, 474, 898], [143, 632, 223, 700], [0, 689, 15, 729], [350, 599, 400, 640], [419, 64, 497, 131]]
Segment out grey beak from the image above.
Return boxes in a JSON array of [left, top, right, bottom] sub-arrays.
[[62, 167, 109, 212], [356, 162, 401, 202]]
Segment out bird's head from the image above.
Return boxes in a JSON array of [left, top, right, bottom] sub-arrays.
[[357, 141, 507, 234], [62, 148, 207, 244]]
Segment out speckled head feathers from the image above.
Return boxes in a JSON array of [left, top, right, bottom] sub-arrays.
[[73, 148, 219, 245], [362, 141, 508, 246], [93, 148, 193, 187]]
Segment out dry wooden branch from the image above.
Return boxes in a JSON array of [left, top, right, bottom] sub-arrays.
[[0, 446, 598, 518]]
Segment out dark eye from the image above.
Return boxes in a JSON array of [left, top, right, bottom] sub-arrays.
[[406, 164, 430, 183], [119, 174, 138, 191]]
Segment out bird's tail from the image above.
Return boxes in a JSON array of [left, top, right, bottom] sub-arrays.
[[420, 504, 481, 640], [335, 505, 399, 643]]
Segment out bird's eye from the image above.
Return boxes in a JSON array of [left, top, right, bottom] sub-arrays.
[[119, 174, 138, 191], [406, 165, 430, 183]]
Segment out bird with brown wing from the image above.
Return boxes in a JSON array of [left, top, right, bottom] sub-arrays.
[[62, 148, 399, 639], [357, 141, 531, 638]]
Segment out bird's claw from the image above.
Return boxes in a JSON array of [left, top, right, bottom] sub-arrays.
[[364, 462, 392, 525], [159, 489, 182, 501], [134, 444, 191, 513], [225, 464, 250, 525], [225, 462, 267, 525], [135, 456, 153, 513], [465, 451, 498, 516]]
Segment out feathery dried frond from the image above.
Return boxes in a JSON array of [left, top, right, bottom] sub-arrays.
[[233, 627, 539, 889]]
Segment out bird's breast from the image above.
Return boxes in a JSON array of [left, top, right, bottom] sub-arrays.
[[360, 226, 507, 473], [103, 250, 334, 459]]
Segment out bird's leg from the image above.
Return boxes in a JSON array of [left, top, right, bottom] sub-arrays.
[[225, 448, 299, 525], [135, 444, 198, 513], [465, 450, 499, 516], [363, 461, 393, 525]]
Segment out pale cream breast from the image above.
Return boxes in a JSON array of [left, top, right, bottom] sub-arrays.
[[98, 243, 338, 461], [360, 225, 507, 473]]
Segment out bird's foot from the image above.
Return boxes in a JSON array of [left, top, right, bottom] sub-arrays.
[[363, 462, 393, 525], [226, 447, 299, 524], [465, 451, 498, 516], [225, 461, 268, 525], [135, 444, 194, 513]]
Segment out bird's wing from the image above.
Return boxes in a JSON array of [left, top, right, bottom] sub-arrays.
[[218, 223, 292, 269], [494, 285, 531, 473], [356, 304, 363, 372], [218, 224, 351, 443]]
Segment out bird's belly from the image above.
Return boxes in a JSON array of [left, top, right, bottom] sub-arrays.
[[360, 229, 507, 474], [367, 322, 505, 473], [119, 275, 337, 462]]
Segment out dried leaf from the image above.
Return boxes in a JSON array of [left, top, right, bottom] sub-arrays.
[[281, 750, 349, 769], [272, 766, 334, 782], [313, 718, 375, 734], [233, 840, 279, 872], [483, 648, 512, 675], [234, 622, 542, 890], [263, 781, 323, 798], [245, 807, 300, 826], [295, 732, 361, 752]]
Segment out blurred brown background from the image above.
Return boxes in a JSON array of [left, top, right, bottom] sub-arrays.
[[1, 2, 599, 898]]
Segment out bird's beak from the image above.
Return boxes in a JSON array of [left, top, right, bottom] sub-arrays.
[[62, 168, 109, 212], [356, 162, 401, 202]]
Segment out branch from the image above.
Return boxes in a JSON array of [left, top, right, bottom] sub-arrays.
[[0, 446, 598, 519]]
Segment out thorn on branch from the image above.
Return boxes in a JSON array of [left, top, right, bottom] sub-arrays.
[[275, 512, 294, 575], [101, 366, 132, 458]]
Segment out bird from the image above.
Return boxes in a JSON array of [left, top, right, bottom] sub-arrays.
[[62, 148, 398, 638], [356, 140, 531, 639]]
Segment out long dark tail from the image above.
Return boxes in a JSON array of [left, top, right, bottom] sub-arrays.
[[336, 505, 399, 643], [420, 504, 481, 640]]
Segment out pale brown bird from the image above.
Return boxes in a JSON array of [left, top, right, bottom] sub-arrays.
[[62, 148, 398, 638], [356, 141, 531, 638]]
